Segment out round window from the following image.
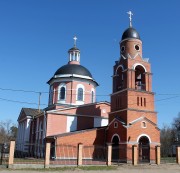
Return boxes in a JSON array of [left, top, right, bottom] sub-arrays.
[[135, 44, 140, 51], [121, 46, 125, 53]]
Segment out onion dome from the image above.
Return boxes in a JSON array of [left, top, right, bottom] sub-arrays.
[[54, 64, 92, 78], [121, 27, 140, 40]]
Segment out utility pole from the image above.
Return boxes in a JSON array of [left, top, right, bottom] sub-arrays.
[[38, 92, 41, 112]]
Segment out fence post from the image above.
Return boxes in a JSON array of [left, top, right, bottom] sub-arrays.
[[132, 145, 137, 165], [44, 142, 51, 168], [77, 143, 83, 166], [8, 141, 15, 168], [107, 143, 112, 166], [156, 145, 161, 165], [176, 146, 180, 164]]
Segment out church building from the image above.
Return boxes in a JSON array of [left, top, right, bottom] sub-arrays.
[[16, 12, 160, 163]]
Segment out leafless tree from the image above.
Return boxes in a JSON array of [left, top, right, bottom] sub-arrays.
[[172, 113, 180, 141], [160, 124, 174, 157], [0, 120, 17, 143]]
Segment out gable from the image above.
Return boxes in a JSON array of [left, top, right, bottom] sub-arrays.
[[107, 117, 126, 130], [18, 108, 42, 122]]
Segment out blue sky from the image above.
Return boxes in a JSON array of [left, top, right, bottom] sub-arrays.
[[0, 0, 180, 128]]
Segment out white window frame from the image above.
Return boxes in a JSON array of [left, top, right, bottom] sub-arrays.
[[76, 84, 85, 105], [58, 83, 66, 103], [141, 121, 147, 128], [114, 121, 118, 128], [49, 85, 53, 105], [91, 88, 95, 103]]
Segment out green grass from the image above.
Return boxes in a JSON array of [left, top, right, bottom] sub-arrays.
[[8, 166, 117, 171], [161, 157, 176, 163], [77, 166, 118, 171]]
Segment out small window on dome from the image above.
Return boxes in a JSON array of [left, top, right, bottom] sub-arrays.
[[121, 46, 125, 53], [135, 44, 140, 51]]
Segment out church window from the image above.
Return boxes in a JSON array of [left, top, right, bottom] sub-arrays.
[[91, 91, 94, 103], [115, 65, 124, 91], [141, 97, 143, 106], [135, 65, 146, 91], [144, 98, 146, 107], [60, 87, 65, 100], [49, 85, 53, 105], [141, 121, 147, 128], [137, 97, 139, 106], [58, 84, 66, 101], [135, 44, 140, 51], [77, 88, 83, 101], [114, 122, 118, 128], [121, 46, 125, 53]]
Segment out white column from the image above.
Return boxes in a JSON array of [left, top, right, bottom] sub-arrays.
[[73, 52, 75, 60]]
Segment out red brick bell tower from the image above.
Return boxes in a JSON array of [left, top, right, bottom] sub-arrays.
[[107, 12, 160, 163]]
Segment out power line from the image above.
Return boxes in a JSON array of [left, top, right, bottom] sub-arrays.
[[1, 86, 180, 107], [0, 94, 179, 108], [0, 97, 47, 106], [1, 86, 180, 97], [0, 87, 48, 94]]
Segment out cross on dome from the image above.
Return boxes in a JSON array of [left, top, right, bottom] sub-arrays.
[[127, 11, 133, 27], [73, 36, 77, 47]]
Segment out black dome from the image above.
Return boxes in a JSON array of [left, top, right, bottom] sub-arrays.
[[68, 47, 80, 52], [121, 27, 140, 40], [54, 64, 92, 78]]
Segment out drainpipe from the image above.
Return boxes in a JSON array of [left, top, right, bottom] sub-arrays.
[[54, 136, 57, 159], [43, 110, 47, 156]]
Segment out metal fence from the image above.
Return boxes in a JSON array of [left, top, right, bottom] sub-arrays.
[[0, 143, 9, 166], [82, 145, 106, 165], [49, 144, 107, 166], [138, 145, 150, 163], [50, 144, 78, 165], [14, 142, 45, 164], [112, 145, 132, 164], [161, 145, 177, 164]]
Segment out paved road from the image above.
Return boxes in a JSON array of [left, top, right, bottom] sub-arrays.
[[0, 164, 179, 173]]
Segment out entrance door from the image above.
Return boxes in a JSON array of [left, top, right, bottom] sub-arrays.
[[112, 135, 119, 161], [138, 136, 150, 163]]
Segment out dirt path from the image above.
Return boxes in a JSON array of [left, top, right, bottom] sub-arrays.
[[0, 164, 179, 173]]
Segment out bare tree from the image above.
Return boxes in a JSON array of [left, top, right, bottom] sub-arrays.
[[160, 124, 174, 157], [172, 112, 180, 141], [0, 120, 17, 143]]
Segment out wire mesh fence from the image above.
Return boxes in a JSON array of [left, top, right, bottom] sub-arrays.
[[82, 145, 106, 165], [112, 145, 132, 164], [11, 141, 179, 167], [161, 145, 177, 164], [0, 143, 9, 166], [14, 142, 45, 164], [138, 145, 150, 163]]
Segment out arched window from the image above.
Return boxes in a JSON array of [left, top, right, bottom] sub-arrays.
[[58, 84, 66, 102], [91, 91, 94, 103], [135, 65, 146, 91], [115, 65, 124, 92], [77, 88, 83, 101], [48, 85, 53, 105], [60, 87, 65, 100]]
